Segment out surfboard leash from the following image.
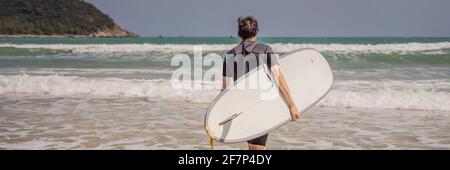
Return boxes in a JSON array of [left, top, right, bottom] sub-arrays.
[[204, 124, 215, 150]]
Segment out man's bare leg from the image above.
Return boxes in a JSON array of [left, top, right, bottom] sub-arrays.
[[248, 143, 265, 150]]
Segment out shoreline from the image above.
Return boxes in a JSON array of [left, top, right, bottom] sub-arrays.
[[2, 35, 450, 39]]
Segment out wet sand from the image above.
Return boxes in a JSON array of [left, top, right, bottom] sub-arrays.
[[0, 94, 449, 150]]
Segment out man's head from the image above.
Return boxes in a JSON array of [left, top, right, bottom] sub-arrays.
[[237, 16, 259, 40]]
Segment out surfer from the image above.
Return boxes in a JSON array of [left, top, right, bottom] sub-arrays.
[[222, 16, 301, 150]]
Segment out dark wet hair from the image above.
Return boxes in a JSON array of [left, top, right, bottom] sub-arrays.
[[237, 16, 259, 39]]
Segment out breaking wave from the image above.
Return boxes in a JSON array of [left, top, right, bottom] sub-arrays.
[[1, 42, 450, 54], [1, 74, 449, 111]]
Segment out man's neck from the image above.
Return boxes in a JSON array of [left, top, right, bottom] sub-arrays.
[[243, 37, 256, 42]]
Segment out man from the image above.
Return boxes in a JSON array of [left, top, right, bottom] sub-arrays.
[[222, 16, 300, 150]]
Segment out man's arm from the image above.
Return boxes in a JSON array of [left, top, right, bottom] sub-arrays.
[[270, 65, 301, 121], [222, 76, 231, 92]]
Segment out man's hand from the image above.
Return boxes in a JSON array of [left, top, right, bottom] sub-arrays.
[[271, 65, 301, 122], [290, 105, 300, 121]]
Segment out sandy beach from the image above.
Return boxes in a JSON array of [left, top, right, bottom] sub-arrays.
[[1, 94, 449, 149]]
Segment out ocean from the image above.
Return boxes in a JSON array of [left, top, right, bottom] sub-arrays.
[[0, 37, 449, 149]]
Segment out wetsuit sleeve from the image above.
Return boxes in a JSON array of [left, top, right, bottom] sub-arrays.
[[222, 55, 233, 77], [266, 46, 279, 67]]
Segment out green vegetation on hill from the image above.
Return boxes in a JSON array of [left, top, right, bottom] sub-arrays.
[[0, 0, 136, 37]]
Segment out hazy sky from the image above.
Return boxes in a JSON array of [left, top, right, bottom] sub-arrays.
[[86, 0, 450, 37]]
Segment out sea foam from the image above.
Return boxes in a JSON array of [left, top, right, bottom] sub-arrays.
[[1, 74, 449, 111], [1, 42, 450, 54]]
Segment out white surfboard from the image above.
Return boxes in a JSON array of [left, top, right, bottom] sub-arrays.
[[204, 48, 333, 143]]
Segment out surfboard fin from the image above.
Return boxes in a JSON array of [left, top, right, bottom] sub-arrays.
[[218, 112, 243, 125]]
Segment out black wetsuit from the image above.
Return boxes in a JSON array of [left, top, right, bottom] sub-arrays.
[[222, 40, 279, 146]]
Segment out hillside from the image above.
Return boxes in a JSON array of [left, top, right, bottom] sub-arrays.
[[0, 0, 137, 37]]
